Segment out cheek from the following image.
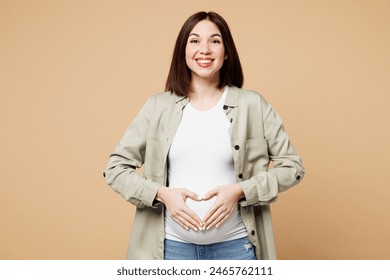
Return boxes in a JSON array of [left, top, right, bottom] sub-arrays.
[[185, 47, 195, 59], [217, 47, 226, 59], [185, 49, 197, 68], [185, 53, 192, 67], [210, 46, 224, 59]]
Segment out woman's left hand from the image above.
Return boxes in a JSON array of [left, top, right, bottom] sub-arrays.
[[201, 184, 244, 230]]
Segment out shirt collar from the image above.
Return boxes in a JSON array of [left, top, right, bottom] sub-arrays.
[[172, 85, 240, 107], [224, 86, 239, 108]]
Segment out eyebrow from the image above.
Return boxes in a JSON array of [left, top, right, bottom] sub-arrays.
[[188, 33, 222, 38]]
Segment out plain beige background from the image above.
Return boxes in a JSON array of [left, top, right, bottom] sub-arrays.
[[1, 0, 389, 259]]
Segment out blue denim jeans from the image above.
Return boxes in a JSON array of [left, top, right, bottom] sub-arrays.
[[164, 237, 257, 260]]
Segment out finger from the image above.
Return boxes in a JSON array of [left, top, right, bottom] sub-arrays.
[[171, 209, 201, 231], [173, 215, 192, 231], [203, 199, 236, 229], [180, 207, 203, 229], [205, 213, 223, 230], [202, 189, 218, 201], [167, 202, 202, 229], [184, 190, 202, 202], [205, 210, 226, 229], [214, 214, 229, 228], [202, 205, 217, 225], [202, 205, 221, 228], [202, 197, 220, 221]]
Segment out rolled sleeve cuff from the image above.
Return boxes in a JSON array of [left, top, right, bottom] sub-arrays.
[[239, 179, 259, 206], [239, 175, 279, 206], [142, 180, 163, 208]]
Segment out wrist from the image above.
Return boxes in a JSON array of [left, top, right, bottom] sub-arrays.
[[156, 186, 168, 203], [233, 184, 244, 199]]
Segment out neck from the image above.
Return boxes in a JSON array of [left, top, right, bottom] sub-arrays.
[[189, 77, 222, 99]]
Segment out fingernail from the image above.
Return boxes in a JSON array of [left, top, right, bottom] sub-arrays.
[[216, 224, 219, 228], [185, 227, 189, 230], [206, 226, 210, 230], [198, 226, 203, 231], [193, 227, 198, 231]]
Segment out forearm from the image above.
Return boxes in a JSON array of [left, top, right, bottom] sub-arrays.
[[239, 161, 304, 206], [104, 157, 162, 208]]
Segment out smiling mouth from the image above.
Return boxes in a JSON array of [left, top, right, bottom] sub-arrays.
[[196, 59, 214, 67]]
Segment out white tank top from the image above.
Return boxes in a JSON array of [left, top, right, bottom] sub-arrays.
[[165, 87, 247, 244]]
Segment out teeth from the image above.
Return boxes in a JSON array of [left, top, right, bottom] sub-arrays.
[[198, 60, 211, 64]]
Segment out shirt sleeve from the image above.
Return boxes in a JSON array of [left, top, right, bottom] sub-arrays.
[[239, 95, 305, 206], [103, 97, 162, 208]]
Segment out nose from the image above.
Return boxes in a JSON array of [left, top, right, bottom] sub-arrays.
[[199, 41, 211, 55]]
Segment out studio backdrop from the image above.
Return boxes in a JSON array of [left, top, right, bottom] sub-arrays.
[[1, 0, 389, 259]]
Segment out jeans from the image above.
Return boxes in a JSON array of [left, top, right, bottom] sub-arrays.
[[164, 236, 257, 260]]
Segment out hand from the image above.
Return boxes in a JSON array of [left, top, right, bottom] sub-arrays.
[[156, 187, 203, 231], [202, 184, 244, 230]]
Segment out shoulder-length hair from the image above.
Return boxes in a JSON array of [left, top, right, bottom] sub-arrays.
[[165, 11, 244, 96]]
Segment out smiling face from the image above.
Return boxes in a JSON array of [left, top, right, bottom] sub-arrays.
[[185, 19, 226, 85]]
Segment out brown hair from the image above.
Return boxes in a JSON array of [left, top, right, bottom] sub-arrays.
[[165, 11, 244, 96]]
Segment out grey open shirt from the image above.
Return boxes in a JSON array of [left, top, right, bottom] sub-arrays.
[[104, 86, 305, 259]]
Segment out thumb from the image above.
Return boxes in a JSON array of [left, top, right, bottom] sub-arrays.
[[202, 188, 219, 201], [184, 190, 202, 201]]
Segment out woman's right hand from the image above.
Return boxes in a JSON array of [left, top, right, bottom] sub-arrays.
[[156, 187, 203, 231]]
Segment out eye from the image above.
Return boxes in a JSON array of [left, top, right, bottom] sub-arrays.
[[189, 38, 199, 44], [210, 38, 222, 44]]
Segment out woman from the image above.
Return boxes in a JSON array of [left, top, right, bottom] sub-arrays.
[[104, 11, 304, 260]]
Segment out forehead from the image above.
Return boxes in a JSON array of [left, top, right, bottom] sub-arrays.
[[189, 20, 221, 36]]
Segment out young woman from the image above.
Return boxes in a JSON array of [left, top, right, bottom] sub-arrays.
[[104, 11, 305, 260]]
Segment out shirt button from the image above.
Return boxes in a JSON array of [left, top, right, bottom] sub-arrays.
[[296, 175, 301, 180], [223, 105, 228, 110], [238, 174, 243, 179], [234, 145, 240, 150], [251, 230, 256, 236], [103, 172, 106, 178]]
